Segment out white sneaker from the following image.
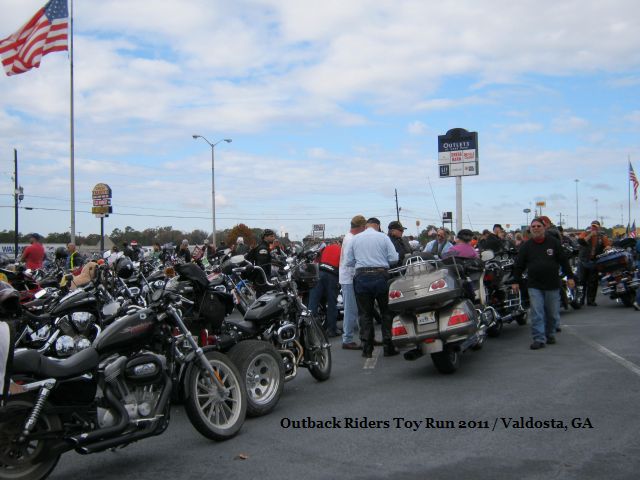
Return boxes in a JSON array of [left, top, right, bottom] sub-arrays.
[[633, 301, 640, 311]]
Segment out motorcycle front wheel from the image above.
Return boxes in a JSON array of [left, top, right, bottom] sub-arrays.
[[303, 318, 332, 381], [0, 397, 62, 480], [184, 351, 247, 441]]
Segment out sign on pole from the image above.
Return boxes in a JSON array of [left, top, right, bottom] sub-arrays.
[[438, 129, 479, 178], [92, 183, 113, 216], [312, 224, 325, 239]]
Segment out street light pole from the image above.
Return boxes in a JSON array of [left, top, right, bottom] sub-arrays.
[[192, 135, 232, 247]]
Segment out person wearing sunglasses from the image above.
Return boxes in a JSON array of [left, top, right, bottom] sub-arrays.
[[511, 218, 575, 350]]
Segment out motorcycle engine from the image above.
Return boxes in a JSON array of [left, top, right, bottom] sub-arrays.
[[54, 313, 98, 357], [97, 352, 167, 428]]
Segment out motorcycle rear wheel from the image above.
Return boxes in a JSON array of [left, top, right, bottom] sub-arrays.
[[228, 340, 284, 417], [487, 319, 503, 337], [431, 346, 460, 374], [303, 318, 332, 381], [184, 351, 247, 441], [0, 397, 62, 480]]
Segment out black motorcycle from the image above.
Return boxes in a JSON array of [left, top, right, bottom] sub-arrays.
[[0, 285, 247, 480]]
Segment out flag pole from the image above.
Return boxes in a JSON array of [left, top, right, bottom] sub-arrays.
[[69, 0, 75, 244], [629, 155, 632, 235]]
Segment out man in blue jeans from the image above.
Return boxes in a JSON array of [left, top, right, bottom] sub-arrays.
[[512, 218, 575, 350], [339, 215, 367, 349], [344, 217, 399, 358]]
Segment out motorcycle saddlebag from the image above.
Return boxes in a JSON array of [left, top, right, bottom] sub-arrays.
[[388, 264, 462, 313], [595, 250, 634, 273]]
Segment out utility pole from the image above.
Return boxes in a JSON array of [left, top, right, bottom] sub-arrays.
[[395, 188, 400, 222], [558, 212, 563, 227]]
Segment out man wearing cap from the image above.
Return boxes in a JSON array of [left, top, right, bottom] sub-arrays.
[[512, 218, 575, 349], [344, 217, 399, 358], [577, 220, 611, 306], [20, 233, 45, 270], [340, 215, 367, 350], [388, 221, 412, 265], [247, 229, 276, 278], [203, 239, 217, 263]]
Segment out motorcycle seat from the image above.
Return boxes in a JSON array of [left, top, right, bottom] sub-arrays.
[[12, 347, 99, 379], [224, 317, 259, 335], [39, 278, 60, 288]]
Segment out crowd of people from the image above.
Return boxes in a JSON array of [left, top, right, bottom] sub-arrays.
[[11, 213, 633, 355]]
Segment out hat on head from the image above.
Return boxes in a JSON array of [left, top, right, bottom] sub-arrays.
[[262, 229, 275, 238], [591, 220, 600, 227], [350, 215, 366, 228], [181, 239, 189, 246], [366, 217, 381, 225], [236, 236, 244, 244], [204, 239, 210, 244], [388, 220, 405, 231], [493, 224, 503, 230], [28, 233, 41, 240], [130, 240, 138, 246]]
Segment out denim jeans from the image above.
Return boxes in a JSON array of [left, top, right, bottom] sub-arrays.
[[308, 270, 339, 334], [354, 272, 391, 348], [340, 283, 358, 344], [528, 288, 560, 343]]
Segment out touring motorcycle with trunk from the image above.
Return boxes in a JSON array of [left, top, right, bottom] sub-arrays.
[[0, 284, 246, 480], [389, 254, 493, 374]]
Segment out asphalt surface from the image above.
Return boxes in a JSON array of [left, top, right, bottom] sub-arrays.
[[50, 293, 640, 480]]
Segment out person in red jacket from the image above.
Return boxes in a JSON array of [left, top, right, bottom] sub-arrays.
[[308, 240, 342, 337], [20, 233, 45, 270]]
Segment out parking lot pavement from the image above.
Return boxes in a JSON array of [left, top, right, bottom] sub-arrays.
[[51, 294, 640, 480]]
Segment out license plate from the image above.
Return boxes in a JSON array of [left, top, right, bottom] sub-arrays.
[[417, 311, 436, 325], [34, 289, 47, 299]]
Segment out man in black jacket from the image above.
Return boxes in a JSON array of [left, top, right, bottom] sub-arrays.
[[246, 229, 276, 295], [512, 218, 575, 350], [387, 221, 411, 265]]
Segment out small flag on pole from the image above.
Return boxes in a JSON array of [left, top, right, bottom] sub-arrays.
[[0, 0, 68, 76], [630, 161, 639, 201], [631, 221, 637, 239]]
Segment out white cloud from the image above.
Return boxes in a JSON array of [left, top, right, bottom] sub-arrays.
[[408, 121, 427, 135]]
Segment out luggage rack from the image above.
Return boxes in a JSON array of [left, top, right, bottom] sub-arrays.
[[388, 255, 463, 279]]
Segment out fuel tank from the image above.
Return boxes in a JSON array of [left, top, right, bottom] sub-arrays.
[[243, 292, 288, 325], [93, 308, 157, 354], [51, 289, 97, 316]]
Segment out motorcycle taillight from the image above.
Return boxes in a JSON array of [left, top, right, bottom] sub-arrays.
[[447, 308, 470, 326], [391, 320, 407, 337]]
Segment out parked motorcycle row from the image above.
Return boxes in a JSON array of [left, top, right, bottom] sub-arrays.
[[0, 244, 331, 480]]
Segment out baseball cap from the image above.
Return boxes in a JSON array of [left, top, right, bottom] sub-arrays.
[[388, 221, 405, 231], [366, 217, 381, 225], [262, 229, 275, 238], [591, 220, 600, 227], [130, 240, 138, 246], [350, 215, 366, 228]]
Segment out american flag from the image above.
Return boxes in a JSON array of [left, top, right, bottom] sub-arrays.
[[630, 161, 639, 201], [0, 0, 68, 76], [631, 221, 637, 239]]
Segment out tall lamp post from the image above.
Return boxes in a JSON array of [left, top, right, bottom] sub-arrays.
[[574, 179, 579, 229], [192, 135, 232, 247]]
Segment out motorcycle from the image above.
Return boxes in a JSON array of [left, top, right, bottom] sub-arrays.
[[479, 249, 528, 336], [597, 247, 639, 307], [389, 254, 492, 374], [0, 284, 246, 480], [216, 251, 331, 417], [559, 243, 584, 310]]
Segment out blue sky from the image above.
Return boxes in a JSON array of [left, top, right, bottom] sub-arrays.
[[1, 0, 639, 241]]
